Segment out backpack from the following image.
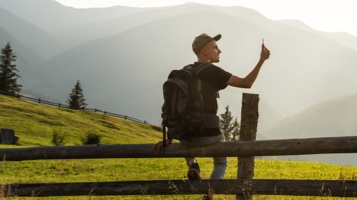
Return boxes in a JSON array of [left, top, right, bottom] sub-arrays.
[[161, 63, 218, 144]]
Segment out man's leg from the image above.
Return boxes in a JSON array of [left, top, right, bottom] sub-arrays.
[[185, 157, 201, 180], [186, 157, 197, 166], [180, 135, 222, 180], [210, 156, 227, 180]]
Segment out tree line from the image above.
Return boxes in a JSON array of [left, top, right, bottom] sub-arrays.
[[0, 42, 86, 109], [0, 42, 239, 138]]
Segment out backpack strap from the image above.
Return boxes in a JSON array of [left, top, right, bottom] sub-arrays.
[[194, 62, 212, 75], [193, 63, 220, 129], [162, 125, 167, 148], [183, 63, 212, 75], [195, 63, 221, 99]]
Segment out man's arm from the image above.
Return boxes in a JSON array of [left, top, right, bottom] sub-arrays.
[[226, 44, 270, 88], [154, 138, 172, 153]]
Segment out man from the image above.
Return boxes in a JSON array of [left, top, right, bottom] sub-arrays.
[[155, 33, 270, 182]]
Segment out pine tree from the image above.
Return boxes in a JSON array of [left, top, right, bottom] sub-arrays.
[[0, 42, 22, 95], [219, 105, 235, 141], [231, 117, 240, 141], [67, 80, 87, 109]]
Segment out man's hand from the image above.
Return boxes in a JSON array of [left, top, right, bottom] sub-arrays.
[[154, 139, 172, 154], [260, 43, 270, 60]]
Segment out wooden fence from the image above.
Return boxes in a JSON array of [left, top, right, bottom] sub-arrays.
[[0, 91, 149, 124], [1, 93, 357, 199]]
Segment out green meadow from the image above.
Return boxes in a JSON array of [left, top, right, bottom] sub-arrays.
[[0, 94, 356, 199]]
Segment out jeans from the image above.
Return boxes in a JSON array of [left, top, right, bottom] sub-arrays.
[[180, 135, 227, 180]]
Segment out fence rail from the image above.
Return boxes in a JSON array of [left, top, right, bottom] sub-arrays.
[[4, 180, 357, 197], [1, 138, 357, 198], [0, 91, 149, 124], [0, 136, 356, 161]]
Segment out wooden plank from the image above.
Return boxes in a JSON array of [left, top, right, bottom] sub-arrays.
[[0, 136, 356, 161], [2, 179, 357, 197]]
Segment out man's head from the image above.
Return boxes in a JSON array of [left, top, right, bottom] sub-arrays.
[[192, 33, 221, 55], [192, 33, 222, 63]]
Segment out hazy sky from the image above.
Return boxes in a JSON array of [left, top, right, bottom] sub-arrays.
[[55, 0, 357, 37]]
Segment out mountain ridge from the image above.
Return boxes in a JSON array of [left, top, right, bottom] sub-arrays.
[[0, 1, 356, 166], [46, 7, 357, 126], [262, 92, 357, 139]]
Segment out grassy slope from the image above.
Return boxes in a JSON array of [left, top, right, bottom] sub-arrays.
[[0, 94, 357, 199], [0, 94, 161, 146]]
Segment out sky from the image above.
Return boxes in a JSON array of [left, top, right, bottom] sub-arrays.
[[55, 0, 357, 37]]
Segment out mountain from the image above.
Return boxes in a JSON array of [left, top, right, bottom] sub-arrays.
[[0, 6, 62, 58], [260, 93, 357, 165], [0, 6, 66, 94], [0, 0, 148, 49], [262, 93, 357, 139], [51, 3, 218, 47], [0, 0, 144, 32], [46, 4, 357, 126], [1, 1, 356, 131], [47, 9, 276, 125], [278, 19, 357, 52]]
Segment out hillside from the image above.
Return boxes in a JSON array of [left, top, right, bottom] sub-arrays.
[[0, 6, 63, 58], [0, 0, 144, 33], [263, 93, 357, 139], [0, 94, 161, 146], [260, 93, 357, 165]]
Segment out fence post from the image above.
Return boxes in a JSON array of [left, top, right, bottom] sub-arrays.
[[236, 93, 259, 200], [0, 129, 18, 144]]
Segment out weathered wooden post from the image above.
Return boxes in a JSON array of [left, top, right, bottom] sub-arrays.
[[0, 129, 18, 144], [236, 93, 259, 200]]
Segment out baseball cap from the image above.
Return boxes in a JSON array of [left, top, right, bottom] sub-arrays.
[[192, 33, 221, 55]]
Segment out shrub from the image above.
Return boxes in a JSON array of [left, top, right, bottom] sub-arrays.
[[81, 131, 102, 145], [51, 130, 67, 146], [151, 125, 162, 132]]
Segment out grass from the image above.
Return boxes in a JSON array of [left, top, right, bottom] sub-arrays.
[[0, 94, 357, 199], [0, 94, 161, 146], [1, 158, 356, 199]]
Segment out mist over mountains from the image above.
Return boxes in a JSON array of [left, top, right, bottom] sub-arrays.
[[1, 0, 356, 164]]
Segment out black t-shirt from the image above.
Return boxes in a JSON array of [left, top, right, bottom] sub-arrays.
[[192, 62, 232, 136]]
